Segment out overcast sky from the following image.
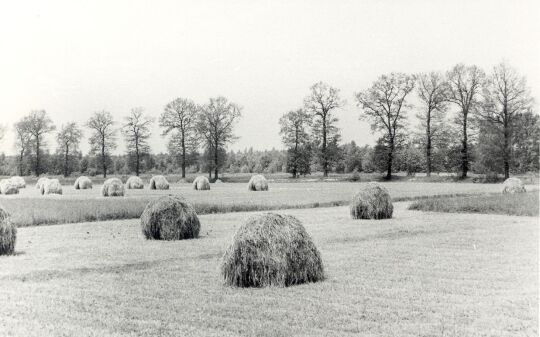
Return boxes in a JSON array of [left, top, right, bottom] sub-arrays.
[[0, 0, 539, 155]]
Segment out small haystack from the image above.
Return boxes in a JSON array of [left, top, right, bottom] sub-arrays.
[[102, 178, 125, 197], [193, 176, 210, 190], [36, 177, 49, 190], [0, 179, 19, 195], [502, 177, 526, 194], [41, 179, 63, 195], [214, 179, 223, 184], [126, 176, 144, 189], [221, 213, 324, 287], [74, 176, 93, 189], [140, 196, 200, 240], [350, 182, 393, 219], [10, 176, 26, 189], [247, 174, 268, 191], [149, 175, 169, 190], [0, 207, 16, 255]]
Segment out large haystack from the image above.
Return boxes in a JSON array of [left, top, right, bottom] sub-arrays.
[[10, 176, 26, 188], [0, 207, 16, 255], [193, 176, 210, 190], [41, 179, 63, 195], [149, 175, 169, 190], [350, 182, 393, 219], [502, 177, 526, 194], [140, 196, 200, 240], [247, 174, 268, 191], [221, 213, 324, 287], [74, 176, 93, 189], [0, 179, 19, 195], [36, 177, 49, 190], [126, 176, 144, 189], [101, 178, 125, 197]]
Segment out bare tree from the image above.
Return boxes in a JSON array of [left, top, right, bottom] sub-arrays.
[[304, 82, 344, 177], [13, 120, 33, 176], [355, 73, 415, 180], [56, 122, 83, 177], [279, 109, 312, 178], [23, 110, 56, 176], [123, 107, 154, 176], [446, 64, 485, 178], [86, 111, 117, 178], [159, 98, 199, 179]]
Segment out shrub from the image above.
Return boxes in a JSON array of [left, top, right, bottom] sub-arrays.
[[10, 176, 26, 188], [0, 179, 19, 195], [247, 174, 268, 191], [350, 182, 393, 219], [221, 213, 324, 287], [0, 207, 16, 255], [502, 177, 526, 194], [140, 196, 200, 240], [74, 176, 93, 189], [41, 179, 63, 195], [101, 178, 124, 197], [193, 176, 210, 190], [36, 177, 49, 190], [149, 175, 169, 190], [126, 176, 144, 189], [349, 169, 361, 182]]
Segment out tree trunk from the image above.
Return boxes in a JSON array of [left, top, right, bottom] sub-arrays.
[[293, 127, 299, 178], [19, 151, 24, 176], [386, 138, 394, 180], [181, 130, 186, 178], [322, 115, 328, 177], [64, 144, 69, 177], [503, 119, 510, 179], [35, 138, 40, 176], [102, 135, 107, 178], [214, 140, 219, 181], [461, 113, 468, 179], [135, 135, 140, 176], [426, 112, 432, 177]]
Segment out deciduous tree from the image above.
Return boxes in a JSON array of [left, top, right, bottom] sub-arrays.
[[123, 107, 154, 176], [279, 109, 312, 178], [56, 122, 83, 177], [86, 111, 117, 178], [23, 110, 56, 176]]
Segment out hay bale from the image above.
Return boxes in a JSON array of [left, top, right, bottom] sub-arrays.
[[193, 176, 210, 190], [41, 179, 63, 195], [74, 176, 93, 189], [149, 175, 169, 190], [214, 179, 223, 184], [247, 174, 268, 191], [36, 177, 49, 190], [10, 176, 26, 188], [221, 213, 324, 287], [502, 177, 526, 194], [0, 179, 19, 195], [140, 196, 200, 240], [0, 207, 16, 255], [101, 178, 125, 197], [350, 182, 393, 219], [126, 176, 144, 189]]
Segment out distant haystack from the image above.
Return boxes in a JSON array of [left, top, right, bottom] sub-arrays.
[[214, 179, 223, 184], [102, 178, 125, 197], [126, 176, 144, 189], [193, 176, 210, 190], [41, 179, 63, 195], [149, 175, 169, 190], [502, 177, 526, 194], [141, 196, 200, 240], [0, 206, 16, 255], [350, 182, 393, 219], [36, 177, 49, 190], [247, 174, 268, 191], [74, 176, 93, 189], [221, 213, 324, 287], [0, 179, 19, 195], [10, 176, 26, 189]]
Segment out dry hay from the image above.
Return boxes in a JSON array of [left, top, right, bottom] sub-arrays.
[[74, 176, 93, 189], [36, 177, 49, 190], [214, 179, 223, 184], [101, 178, 125, 197], [221, 213, 324, 287], [0, 207, 16, 255], [126, 176, 144, 189], [0, 179, 19, 195], [193, 176, 210, 190], [10, 176, 26, 188], [41, 179, 63, 195], [247, 174, 268, 191], [149, 175, 169, 190], [140, 195, 200, 240], [502, 177, 526, 194], [350, 182, 393, 219]]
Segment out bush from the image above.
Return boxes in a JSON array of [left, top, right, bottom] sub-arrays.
[[193, 176, 210, 190], [0, 207, 16, 255], [36, 177, 49, 190], [149, 175, 169, 190], [74, 176, 93, 189], [41, 179, 63, 195], [247, 174, 268, 191], [221, 213, 324, 287], [502, 177, 526, 194], [350, 182, 393, 219], [10, 176, 26, 188], [101, 178, 124, 197], [349, 169, 361, 182], [126, 176, 144, 189], [0, 179, 19, 195], [140, 196, 200, 240]]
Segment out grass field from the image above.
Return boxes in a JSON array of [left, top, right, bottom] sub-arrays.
[[0, 203, 537, 336]]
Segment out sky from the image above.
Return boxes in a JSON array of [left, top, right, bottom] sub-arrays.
[[0, 0, 539, 155]]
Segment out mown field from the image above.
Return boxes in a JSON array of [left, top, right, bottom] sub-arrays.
[[0, 203, 537, 336]]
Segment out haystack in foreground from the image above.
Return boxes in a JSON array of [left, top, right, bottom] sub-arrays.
[[502, 177, 526, 194], [0, 207, 16, 255], [149, 175, 169, 190], [140, 196, 200, 240], [74, 176, 93, 189], [0, 179, 19, 195], [10, 176, 26, 189], [193, 176, 210, 190], [350, 182, 393, 219], [41, 179, 63, 195], [36, 177, 49, 190], [247, 174, 268, 191], [101, 178, 124, 197], [221, 213, 324, 287], [126, 176, 144, 189]]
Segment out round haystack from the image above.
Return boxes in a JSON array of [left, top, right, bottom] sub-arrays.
[[350, 182, 393, 219], [214, 179, 223, 184], [41, 179, 63, 195], [10, 176, 26, 189], [221, 213, 324, 287], [74, 176, 93, 189], [0, 207, 16, 255], [247, 174, 268, 191], [101, 178, 125, 197], [126, 176, 144, 189], [0, 179, 19, 195], [36, 177, 49, 190], [193, 176, 210, 190], [502, 177, 526, 194], [140, 196, 200, 240], [149, 175, 169, 190]]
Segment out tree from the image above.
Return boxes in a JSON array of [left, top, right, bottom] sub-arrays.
[[279, 109, 312, 178], [512, 110, 540, 173], [13, 120, 33, 176], [480, 62, 532, 178], [416, 72, 449, 176], [22, 110, 56, 176], [56, 122, 83, 177], [86, 111, 117, 178], [197, 97, 242, 180], [446, 64, 485, 178], [355, 73, 415, 179], [304, 82, 344, 177], [122, 107, 154, 176]]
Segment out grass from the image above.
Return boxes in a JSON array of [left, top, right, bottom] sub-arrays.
[[0, 204, 536, 336], [409, 191, 539, 216]]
